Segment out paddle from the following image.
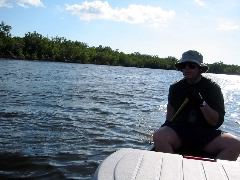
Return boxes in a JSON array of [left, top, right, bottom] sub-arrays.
[[169, 97, 189, 122]]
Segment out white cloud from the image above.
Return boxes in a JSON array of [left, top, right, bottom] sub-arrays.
[[0, 0, 44, 8], [194, 0, 206, 7], [65, 1, 176, 27], [0, 0, 12, 7], [217, 19, 239, 31], [16, 0, 44, 8]]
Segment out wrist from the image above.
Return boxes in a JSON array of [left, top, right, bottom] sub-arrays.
[[200, 101, 206, 107]]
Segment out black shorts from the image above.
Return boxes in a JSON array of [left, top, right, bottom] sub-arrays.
[[162, 123, 223, 155]]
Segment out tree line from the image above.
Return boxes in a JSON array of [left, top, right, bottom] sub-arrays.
[[1, 21, 240, 75]]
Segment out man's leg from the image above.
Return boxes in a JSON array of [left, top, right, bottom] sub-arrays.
[[204, 133, 240, 161], [153, 126, 181, 153]]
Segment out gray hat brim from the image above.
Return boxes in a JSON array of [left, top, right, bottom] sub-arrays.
[[175, 61, 209, 73]]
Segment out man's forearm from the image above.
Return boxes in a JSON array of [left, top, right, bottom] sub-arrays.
[[200, 102, 219, 126]]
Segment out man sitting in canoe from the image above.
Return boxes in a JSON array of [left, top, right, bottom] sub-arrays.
[[153, 50, 240, 161]]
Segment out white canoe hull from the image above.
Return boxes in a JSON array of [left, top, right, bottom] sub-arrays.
[[94, 148, 240, 180]]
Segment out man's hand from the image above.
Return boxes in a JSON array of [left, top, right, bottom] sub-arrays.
[[187, 88, 204, 107]]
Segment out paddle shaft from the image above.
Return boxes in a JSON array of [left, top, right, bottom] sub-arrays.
[[169, 98, 189, 122]]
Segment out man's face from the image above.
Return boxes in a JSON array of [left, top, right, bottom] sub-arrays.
[[179, 62, 201, 81]]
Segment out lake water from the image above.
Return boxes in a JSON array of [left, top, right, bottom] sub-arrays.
[[0, 59, 240, 179]]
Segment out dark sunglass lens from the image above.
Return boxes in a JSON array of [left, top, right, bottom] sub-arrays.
[[180, 63, 197, 69], [180, 64, 187, 69], [188, 63, 197, 69]]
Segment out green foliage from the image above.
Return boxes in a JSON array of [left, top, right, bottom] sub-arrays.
[[0, 21, 13, 58], [0, 21, 11, 38], [1, 21, 240, 75], [208, 62, 240, 75]]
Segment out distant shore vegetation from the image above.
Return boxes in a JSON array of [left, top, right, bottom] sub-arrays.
[[1, 21, 240, 75]]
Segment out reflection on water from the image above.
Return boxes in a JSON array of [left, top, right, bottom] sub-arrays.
[[0, 60, 240, 179], [205, 74, 240, 134]]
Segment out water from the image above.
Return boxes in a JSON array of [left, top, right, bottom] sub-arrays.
[[0, 59, 240, 179]]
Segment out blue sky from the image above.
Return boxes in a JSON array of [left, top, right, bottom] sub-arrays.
[[1, 0, 240, 65]]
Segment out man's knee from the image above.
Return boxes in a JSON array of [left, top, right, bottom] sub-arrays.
[[153, 126, 181, 149], [153, 127, 170, 143], [205, 133, 240, 155], [216, 133, 240, 160], [221, 133, 240, 150], [226, 134, 240, 152]]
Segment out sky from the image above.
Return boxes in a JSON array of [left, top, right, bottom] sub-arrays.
[[1, 0, 240, 65]]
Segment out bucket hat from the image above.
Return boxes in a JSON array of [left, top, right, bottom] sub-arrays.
[[175, 50, 208, 72]]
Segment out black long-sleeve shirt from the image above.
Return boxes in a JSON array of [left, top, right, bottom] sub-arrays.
[[167, 76, 225, 129]]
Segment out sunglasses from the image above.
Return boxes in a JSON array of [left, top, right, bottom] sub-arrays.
[[179, 62, 199, 70]]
